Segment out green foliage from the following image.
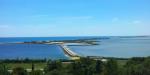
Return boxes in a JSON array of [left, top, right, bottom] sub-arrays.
[[0, 63, 10, 75], [69, 58, 96, 75], [0, 57, 150, 75], [45, 69, 67, 75], [44, 60, 62, 73], [12, 67, 27, 75], [30, 70, 43, 75], [123, 57, 150, 75], [105, 59, 118, 75], [95, 60, 104, 75]]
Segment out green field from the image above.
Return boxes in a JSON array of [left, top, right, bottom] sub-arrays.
[[4, 62, 46, 70], [3, 59, 127, 70]]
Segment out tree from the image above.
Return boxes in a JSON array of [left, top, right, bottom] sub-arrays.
[[69, 58, 95, 75], [44, 60, 62, 73], [105, 59, 118, 75], [0, 64, 10, 75], [45, 70, 59, 75], [123, 57, 150, 75], [30, 70, 43, 75], [12, 67, 27, 75], [69, 62, 84, 75], [95, 60, 103, 74], [143, 57, 150, 75], [31, 63, 35, 71]]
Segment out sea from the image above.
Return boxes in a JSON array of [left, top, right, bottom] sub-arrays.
[[0, 36, 150, 59]]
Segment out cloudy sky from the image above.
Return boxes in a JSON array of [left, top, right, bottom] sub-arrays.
[[0, 0, 150, 37]]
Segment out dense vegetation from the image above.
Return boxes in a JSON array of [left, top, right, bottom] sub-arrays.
[[23, 39, 100, 45], [0, 57, 150, 75]]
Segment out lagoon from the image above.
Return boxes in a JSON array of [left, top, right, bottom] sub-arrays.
[[0, 36, 150, 59], [69, 37, 150, 58], [0, 44, 68, 59]]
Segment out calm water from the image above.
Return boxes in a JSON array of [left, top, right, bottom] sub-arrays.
[[0, 44, 68, 59], [0, 36, 150, 59], [69, 37, 150, 58]]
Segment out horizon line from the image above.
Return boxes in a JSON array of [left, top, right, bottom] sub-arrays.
[[0, 35, 150, 38]]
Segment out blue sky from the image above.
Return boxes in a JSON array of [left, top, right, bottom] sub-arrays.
[[0, 0, 150, 37]]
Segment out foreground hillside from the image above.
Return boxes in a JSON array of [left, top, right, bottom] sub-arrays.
[[0, 57, 150, 75]]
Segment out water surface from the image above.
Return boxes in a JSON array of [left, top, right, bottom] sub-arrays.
[[69, 37, 150, 58], [0, 36, 150, 58], [0, 44, 68, 59]]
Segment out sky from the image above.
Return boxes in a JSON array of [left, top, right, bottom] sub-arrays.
[[0, 0, 150, 37]]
